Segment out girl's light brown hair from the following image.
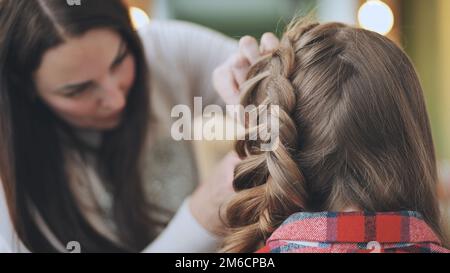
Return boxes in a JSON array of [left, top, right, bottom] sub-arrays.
[[222, 20, 447, 252]]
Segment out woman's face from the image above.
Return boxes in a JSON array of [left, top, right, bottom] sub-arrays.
[[34, 28, 136, 130]]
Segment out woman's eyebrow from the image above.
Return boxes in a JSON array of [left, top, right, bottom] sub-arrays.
[[53, 40, 126, 93]]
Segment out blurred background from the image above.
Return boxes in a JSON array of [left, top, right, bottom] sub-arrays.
[[124, 0, 450, 208]]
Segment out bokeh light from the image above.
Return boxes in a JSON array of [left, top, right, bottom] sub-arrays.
[[358, 0, 394, 35], [129, 6, 150, 30]]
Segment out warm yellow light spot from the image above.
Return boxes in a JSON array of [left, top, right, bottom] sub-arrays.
[[129, 6, 150, 30], [358, 0, 394, 35]]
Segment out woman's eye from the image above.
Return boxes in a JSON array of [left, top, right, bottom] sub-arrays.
[[64, 89, 84, 98], [64, 85, 92, 98]]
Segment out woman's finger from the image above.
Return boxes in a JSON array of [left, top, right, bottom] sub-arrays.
[[260, 32, 280, 55], [213, 62, 240, 104], [239, 35, 260, 65], [231, 53, 250, 86]]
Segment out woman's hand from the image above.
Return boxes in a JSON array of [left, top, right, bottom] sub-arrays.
[[189, 151, 241, 235], [213, 33, 280, 106], [189, 34, 279, 235]]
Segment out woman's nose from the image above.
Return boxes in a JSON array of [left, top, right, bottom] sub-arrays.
[[98, 77, 126, 112]]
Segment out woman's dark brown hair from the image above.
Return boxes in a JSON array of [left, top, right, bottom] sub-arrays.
[[0, 0, 162, 252], [222, 21, 448, 252]]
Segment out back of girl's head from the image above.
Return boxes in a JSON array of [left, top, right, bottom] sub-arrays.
[[223, 20, 445, 252]]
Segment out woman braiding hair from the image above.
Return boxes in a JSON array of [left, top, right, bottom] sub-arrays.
[[220, 20, 449, 253]]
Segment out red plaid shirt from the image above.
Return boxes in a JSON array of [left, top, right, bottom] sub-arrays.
[[257, 211, 449, 253]]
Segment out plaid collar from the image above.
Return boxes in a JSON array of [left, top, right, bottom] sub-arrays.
[[264, 211, 448, 253]]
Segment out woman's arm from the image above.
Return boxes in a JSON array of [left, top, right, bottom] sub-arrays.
[[139, 20, 238, 107], [173, 21, 238, 106], [142, 197, 219, 253]]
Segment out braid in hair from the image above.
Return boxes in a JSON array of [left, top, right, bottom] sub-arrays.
[[221, 23, 319, 253]]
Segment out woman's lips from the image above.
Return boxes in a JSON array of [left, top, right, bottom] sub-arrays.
[[104, 110, 123, 121]]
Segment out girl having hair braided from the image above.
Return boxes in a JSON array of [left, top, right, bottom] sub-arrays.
[[218, 21, 450, 253]]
